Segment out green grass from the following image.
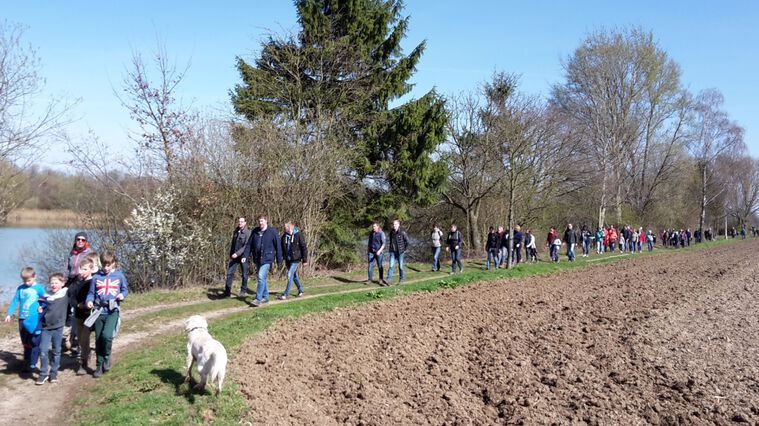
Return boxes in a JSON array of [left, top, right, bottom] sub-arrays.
[[68, 237, 745, 425]]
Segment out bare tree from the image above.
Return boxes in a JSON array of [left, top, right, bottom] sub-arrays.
[[686, 89, 745, 234], [440, 92, 505, 251], [551, 27, 682, 227], [0, 21, 73, 222], [117, 44, 192, 180]]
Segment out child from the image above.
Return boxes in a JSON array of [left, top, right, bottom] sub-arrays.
[[36, 273, 69, 385], [68, 256, 96, 374], [86, 251, 128, 378], [4, 267, 45, 373], [551, 238, 561, 262]]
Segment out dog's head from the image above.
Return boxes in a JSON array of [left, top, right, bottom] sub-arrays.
[[185, 315, 208, 333]]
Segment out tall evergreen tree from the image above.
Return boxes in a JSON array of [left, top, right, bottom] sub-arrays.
[[231, 0, 447, 224]]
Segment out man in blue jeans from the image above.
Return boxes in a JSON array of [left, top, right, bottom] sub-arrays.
[[563, 223, 577, 262], [248, 215, 282, 307], [386, 220, 409, 285], [446, 224, 464, 274], [367, 222, 386, 285], [279, 222, 308, 300]]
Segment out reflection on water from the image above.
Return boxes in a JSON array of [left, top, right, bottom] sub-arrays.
[[0, 227, 65, 299]]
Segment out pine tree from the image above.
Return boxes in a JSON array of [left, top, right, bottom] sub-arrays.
[[232, 0, 447, 223]]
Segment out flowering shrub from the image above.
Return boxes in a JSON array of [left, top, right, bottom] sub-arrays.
[[125, 187, 210, 289]]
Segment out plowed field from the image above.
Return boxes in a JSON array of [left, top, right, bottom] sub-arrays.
[[236, 241, 759, 425]]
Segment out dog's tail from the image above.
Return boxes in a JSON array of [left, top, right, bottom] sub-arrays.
[[210, 346, 228, 396]]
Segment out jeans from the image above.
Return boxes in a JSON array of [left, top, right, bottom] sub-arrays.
[[567, 243, 576, 261], [498, 247, 508, 267], [283, 261, 303, 297], [368, 252, 384, 282], [582, 239, 590, 256], [597, 241, 604, 253], [550, 245, 559, 262], [432, 246, 441, 271], [486, 249, 498, 270], [225, 258, 249, 294], [647, 240, 654, 251], [511, 245, 522, 264], [93, 312, 119, 370], [451, 248, 463, 272], [386, 252, 405, 283], [255, 263, 272, 301], [19, 321, 41, 369], [39, 326, 63, 379]]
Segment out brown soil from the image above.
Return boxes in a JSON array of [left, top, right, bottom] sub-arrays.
[[236, 241, 759, 425]]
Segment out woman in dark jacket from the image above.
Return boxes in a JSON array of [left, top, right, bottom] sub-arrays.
[[279, 222, 308, 300]]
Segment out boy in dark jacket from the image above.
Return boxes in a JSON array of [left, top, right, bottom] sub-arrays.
[[36, 273, 69, 385], [68, 256, 96, 374], [279, 222, 308, 300], [248, 215, 282, 307]]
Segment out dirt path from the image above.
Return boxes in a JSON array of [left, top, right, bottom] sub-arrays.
[[0, 274, 427, 424], [237, 241, 759, 425]]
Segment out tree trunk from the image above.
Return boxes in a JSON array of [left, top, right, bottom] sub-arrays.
[[507, 184, 516, 269], [598, 165, 608, 229], [699, 163, 706, 234], [614, 167, 623, 225], [468, 207, 481, 253]]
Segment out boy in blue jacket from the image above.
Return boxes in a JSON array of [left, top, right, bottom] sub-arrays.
[[4, 267, 45, 372], [86, 251, 128, 378]]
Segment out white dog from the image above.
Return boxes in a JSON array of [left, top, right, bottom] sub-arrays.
[[184, 315, 228, 395]]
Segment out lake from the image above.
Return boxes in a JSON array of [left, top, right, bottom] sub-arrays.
[[0, 227, 69, 300]]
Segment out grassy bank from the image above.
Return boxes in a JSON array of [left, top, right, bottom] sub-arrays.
[[66, 238, 740, 424]]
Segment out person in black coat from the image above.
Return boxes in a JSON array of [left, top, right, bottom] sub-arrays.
[[386, 220, 410, 284], [224, 217, 252, 298], [279, 222, 308, 299]]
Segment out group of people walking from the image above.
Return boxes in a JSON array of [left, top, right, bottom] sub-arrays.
[[4, 232, 128, 385], [224, 215, 308, 306]]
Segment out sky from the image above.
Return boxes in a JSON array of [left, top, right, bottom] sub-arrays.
[[5, 0, 759, 169]]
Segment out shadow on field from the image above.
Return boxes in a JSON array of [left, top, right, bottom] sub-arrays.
[[151, 368, 198, 402], [205, 288, 229, 300], [0, 349, 31, 379], [331, 276, 365, 284]]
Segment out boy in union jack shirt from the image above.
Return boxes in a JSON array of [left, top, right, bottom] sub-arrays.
[[86, 251, 128, 378]]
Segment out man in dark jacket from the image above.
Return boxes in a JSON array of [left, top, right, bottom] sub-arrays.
[[386, 220, 410, 285], [512, 225, 524, 265], [367, 223, 386, 285], [563, 223, 577, 262], [279, 222, 308, 300], [248, 215, 282, 307], [224, 217, 252, 298], [485, 226, 501, 270], [446, 224, 464, 274]]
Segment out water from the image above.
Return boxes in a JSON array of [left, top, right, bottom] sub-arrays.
[[0, 227, 56, 301]]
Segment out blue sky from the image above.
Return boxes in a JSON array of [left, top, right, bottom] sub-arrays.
[[5, 0, 759, 168]]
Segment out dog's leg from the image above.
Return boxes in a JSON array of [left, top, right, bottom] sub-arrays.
[[215, 369, 225, 396], [185, 344, 195, 384]]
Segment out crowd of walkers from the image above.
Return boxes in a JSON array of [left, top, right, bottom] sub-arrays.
[[366, 220, 758, 282]]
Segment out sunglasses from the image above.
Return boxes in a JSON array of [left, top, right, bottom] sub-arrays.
[[76, 238, 87, 242]]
